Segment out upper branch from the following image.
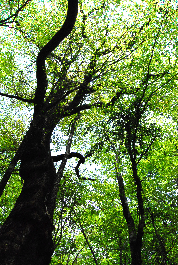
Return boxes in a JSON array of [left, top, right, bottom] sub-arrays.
[[0, 0, 32, 26], [34, 0, 78, 115]]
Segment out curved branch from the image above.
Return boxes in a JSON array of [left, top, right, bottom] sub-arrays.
[[52, 152, 84, 162], [52, 151, 95, 181], [34, 0, 78, 115]]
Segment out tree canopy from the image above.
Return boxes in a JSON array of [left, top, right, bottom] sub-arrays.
[[0, 0, 177, 264]]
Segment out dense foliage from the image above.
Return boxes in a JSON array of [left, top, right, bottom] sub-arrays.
[[0, 0, 177, 264]]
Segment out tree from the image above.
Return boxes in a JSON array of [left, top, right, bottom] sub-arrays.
[[0, 0, 80, 264], [0, 0, 177, 264]]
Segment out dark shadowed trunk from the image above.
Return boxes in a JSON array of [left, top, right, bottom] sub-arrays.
[[115, 115, 145, 265], [115, 156, 144, 265], [0, 119, 56, 264], [115, 167, 144, 265], [0, 0, 79, 264], [129, 230, 143, 265]]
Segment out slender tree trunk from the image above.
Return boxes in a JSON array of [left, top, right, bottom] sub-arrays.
[[115, 149, 145, 265]]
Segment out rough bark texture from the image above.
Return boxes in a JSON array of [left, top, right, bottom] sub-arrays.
[[0, 1, 78, 263], [0, 123, 56, 264]]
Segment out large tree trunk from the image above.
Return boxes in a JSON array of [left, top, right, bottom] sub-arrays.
[[130, 233, 143, 265], [0, 124, 57, 265], [0, 1, 79, 263]]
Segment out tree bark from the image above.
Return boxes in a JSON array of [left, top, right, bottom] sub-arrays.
[[115, 151, 144, 265], [0, 113, 80, 264], [0, 122, 56, 264], [0, 1, 79, 263]]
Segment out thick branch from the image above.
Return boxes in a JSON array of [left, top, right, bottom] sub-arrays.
[[62, 90, 123, 117], [34, 0, 78, 115], [52, 152, 84, 179], [52, 152, 84, 163], [52, 151, 95, 181]]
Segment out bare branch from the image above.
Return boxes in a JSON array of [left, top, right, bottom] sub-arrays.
[[52, 152, 86, 180], [0, 92, 34, 103], [50, 114, 80, 211]]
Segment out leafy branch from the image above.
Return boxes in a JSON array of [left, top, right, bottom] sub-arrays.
[[0, 0, 32, 26]]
